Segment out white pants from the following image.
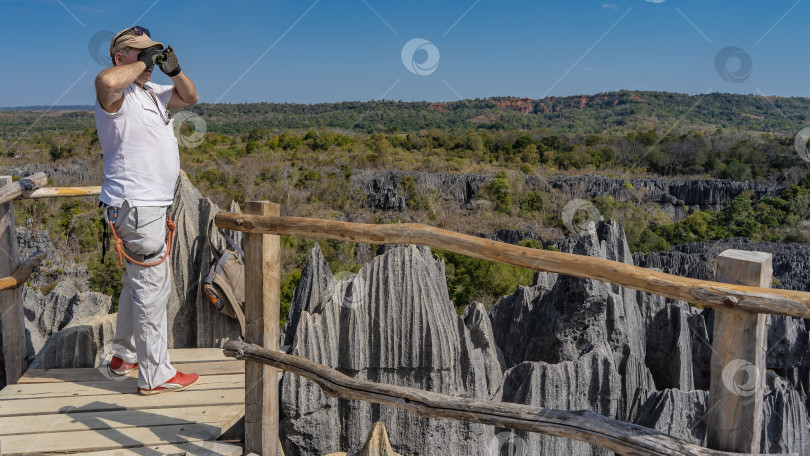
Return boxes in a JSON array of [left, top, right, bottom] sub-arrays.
[[109, 202, 177, 389]]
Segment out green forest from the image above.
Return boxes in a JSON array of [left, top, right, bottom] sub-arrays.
[[3, 90, 810, 135]]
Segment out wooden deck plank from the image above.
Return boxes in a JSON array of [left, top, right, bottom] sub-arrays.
[[1, 420, 239, 454], [168, 348, 231, 364], [0, 374, 244, 399], [18, 360, 244, 383], [64, 441, 243, 456], [0, 387, 244, 417], [0, 404, 243, 436], [0, 349, 246, 455]]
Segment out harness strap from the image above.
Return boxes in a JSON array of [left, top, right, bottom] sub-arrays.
[[108, 213, 176, 267], [219, 229, 244, 259]]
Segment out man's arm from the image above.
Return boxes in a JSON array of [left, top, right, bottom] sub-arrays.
[[168, 71, 199, 109], [156, 46, 199, 109], [95, 61, 147, 113]]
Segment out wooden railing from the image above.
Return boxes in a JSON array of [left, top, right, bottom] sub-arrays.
[[0, 173, 101, 384], [215, 203, 808, 456]]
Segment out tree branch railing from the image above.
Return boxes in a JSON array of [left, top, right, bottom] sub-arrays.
[[0, 250, 46, 292], [223, 340, 796, 456], [216, 208, 810, 455], [0, 172, 48, 205], [214, 213, 810, 319]]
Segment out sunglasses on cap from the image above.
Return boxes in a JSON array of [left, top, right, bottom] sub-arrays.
[[112, 26, 151, 47]]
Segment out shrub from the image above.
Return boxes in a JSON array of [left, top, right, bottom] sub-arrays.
[[486, 172, 512, 215], [49, 143, 75, 161], [433, 249, 533, 309], [517, 239, 542, 249], [519, 191, 548, 214], [401, 175, 431, 211]]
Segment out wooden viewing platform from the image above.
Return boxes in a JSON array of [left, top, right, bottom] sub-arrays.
[[0, 348, 246, 455]]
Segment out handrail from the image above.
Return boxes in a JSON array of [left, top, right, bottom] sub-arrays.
[[0, 250, 46, 292], [0, 172, 48, 205], [223, 340, 794, 456], [214, 213, 810, 319], [23, 186, 101, 199]]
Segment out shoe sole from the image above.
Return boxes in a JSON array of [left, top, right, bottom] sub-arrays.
[[108, 365, 138, 376], [138, 376, 199, 395]]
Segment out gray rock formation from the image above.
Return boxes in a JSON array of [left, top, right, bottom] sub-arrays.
[[16, 226, 89, 290], [635, 238, 810, 292], [170, 171, 241, 348], [488, 220, 649, 379], [629, 388, 708, 445], [630, 373, 810, 455], [488, 220, 809, 454], [351, 170, 783, 220], [486, 221, 657, 454], [762, 371, 810, 454], [545, 175, 782, 215], [280, 244, 496, 456], [281, 244, 336, 348], [23, 281, 113, 361], [6, 160, 95, 185], [637, 237, 810, 413], [28, 312, 117, 369], [644, 303, 712, 391], [463, 302, 505, 398], [351, 170, 487, 210], [496, 348, 620, 456]]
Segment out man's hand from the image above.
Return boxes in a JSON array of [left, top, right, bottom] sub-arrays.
[[138, 47, 162, 70], [157, 45, 182, 77]]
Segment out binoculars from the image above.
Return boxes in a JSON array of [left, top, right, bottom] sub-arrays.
[[154, 48, 171, 65]]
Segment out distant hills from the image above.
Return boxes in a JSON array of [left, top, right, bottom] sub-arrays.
[[2, 91, 809, 135], [0, 105, 93, 112]]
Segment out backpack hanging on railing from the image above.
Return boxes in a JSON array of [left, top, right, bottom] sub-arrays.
[[203, 224, 246, 337]]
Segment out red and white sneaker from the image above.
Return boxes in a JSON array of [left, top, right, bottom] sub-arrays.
[[109, 355, 138, 375], [139, 371, 200, 395]]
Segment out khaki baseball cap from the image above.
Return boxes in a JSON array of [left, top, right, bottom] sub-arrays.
[[109, 26, 164, 58]]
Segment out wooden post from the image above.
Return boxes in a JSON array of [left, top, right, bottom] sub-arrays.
[[0, 176, 26, 385], [707, 249, 771, 453], [243, 201, 281, 455]]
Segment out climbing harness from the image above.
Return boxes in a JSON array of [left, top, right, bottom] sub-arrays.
[[102, 204, 176, 267]]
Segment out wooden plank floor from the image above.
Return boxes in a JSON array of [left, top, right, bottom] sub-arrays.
[[0, 348, 245, 455]]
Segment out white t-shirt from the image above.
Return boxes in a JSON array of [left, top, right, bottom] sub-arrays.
[[95, 82, 180, 207]]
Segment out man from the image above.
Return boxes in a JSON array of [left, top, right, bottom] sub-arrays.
[[94, 26, 199, 395]]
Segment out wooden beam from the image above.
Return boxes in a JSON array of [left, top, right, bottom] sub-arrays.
[[243, 201, 281, 456], [0, 250, 46, 292], [0, 172, 48, 205], [23, 186, 101, 199], [223, 340, 795, 456], [707, 250, 771, 453], [214, 214, 810, 319], [0, 176, 26, 385]]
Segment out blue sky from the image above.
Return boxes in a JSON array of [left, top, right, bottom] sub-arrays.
[[0, 0, 807, 106]]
